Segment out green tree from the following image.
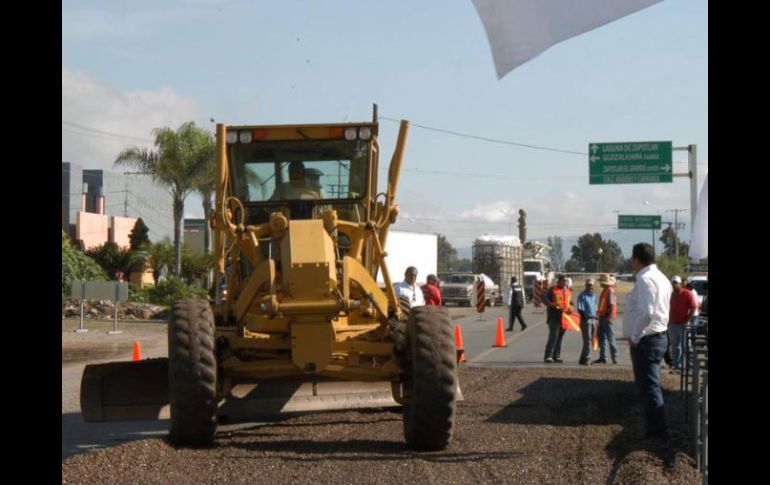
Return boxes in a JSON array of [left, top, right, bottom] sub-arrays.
[[437, 234, 458, 272], [569, 233, 623, 272], [181, 249, 214, 285], [655, 255, 689, 280], [85, 242, 133, 280], [564, 259, 581, 273], [128, 218, 151, 251], [141, 239, 175, 285], [454, 258, 473, 272], [115, 121, 213, 276], [546, 236, 564, 271], [598, 239, 624, 273], [619, 257, 634, 274], [659, 225, 690, 258], [62, 231, 107, 296]]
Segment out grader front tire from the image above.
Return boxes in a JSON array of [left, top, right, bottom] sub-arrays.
[[168, 299, 218, 446], [403, 305, 457, 451]]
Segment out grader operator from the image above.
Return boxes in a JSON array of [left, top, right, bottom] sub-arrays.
[[81, 115, 459, 451]]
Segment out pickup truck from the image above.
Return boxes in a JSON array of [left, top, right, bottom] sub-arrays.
[[439, 273, 499, 307]]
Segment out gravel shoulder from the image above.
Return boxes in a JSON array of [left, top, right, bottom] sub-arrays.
[[63, 364, 701, 485]]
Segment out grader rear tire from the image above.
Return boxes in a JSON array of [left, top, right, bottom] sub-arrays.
[[403, 305, 457, 451], [168, 299, 218, 446]]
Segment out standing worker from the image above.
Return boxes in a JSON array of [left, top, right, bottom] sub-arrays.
[[542, 274, 572, 363], [668, 276, 698, 374], [504, 276, 528, 331], [394, 266, 426, 309], [421, 274, 442, 306], [577, 279, 598, 365], [594, 274, 619, 364], [624, 243, 672, 441]]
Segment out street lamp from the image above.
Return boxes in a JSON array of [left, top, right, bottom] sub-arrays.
[[596, 247, 603, 273]]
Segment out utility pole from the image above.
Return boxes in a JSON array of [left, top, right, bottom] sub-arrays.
[[666, 209, 688, 258], [672, 144, 698, 250]]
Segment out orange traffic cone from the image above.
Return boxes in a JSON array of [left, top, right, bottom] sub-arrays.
[[455, 325, 466, 363], [132, 341, 142, 361], [493, 317, 507, 347]]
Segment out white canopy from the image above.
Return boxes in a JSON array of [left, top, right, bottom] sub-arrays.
[[471, 0, 664, 78]]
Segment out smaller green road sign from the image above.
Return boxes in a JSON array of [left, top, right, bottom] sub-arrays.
[[589, 141, 673, 184], [618, 215, 662, 230]]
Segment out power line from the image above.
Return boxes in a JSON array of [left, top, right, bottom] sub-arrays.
[[379, 166, 583, 180], [62, 120, 154, 143], [380, 116, 587, 156], [380, 117, 709, 165]]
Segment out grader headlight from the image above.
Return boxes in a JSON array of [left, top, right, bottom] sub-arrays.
[[344, 127, 358, 141], [238, 130, 253, 143]]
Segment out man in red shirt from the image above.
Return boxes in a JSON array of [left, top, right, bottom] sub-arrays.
[[422, 274, 442, 306], [668, 275, 698, 374]]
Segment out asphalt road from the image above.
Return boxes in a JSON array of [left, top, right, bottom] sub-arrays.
[[455, 302, 631, 368]]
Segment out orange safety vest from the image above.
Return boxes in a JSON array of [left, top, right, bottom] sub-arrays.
[[597, 287, 617, 319], [550, 286, 572, 311]]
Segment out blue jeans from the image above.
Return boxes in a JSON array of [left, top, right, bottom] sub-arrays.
[[630, 332, 668, 437], [544, 317, 566, 360], [579, 317, 596, 363], [668, 323, 685, 370], [597, 317, 618, 361]]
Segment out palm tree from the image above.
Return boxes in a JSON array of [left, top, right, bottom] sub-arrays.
[[192, 136, 216, 256], [115, 122, 211, 276]]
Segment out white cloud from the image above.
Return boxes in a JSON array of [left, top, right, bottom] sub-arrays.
[[62, 66, 203, 171]]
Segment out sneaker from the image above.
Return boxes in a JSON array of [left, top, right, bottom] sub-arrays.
[[611, 357, 618, 364], [544, 358, 554, 363], [592, 358, 607, 364], [579, 360, 591, 366], [506, 327, 513, 332], [553, 358, 563, 363], [520, 324, 528, 331]]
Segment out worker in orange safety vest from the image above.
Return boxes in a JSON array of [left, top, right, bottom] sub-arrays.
[[593, 273, 619, 364], [542, 274, 573, 363]]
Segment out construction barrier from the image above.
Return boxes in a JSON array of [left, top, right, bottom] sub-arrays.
[[476, 277, 486, 313], [533, 280, 544, 307]]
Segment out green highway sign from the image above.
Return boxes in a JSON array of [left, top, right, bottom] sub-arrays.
[[618, 215, 662, 230], [589, 141, 673, 185]]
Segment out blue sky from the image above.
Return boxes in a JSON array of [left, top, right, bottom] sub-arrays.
[[62, 0, 707, 257]]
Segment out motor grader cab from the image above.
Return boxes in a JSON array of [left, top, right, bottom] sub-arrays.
[[80, 114, 459, 451]]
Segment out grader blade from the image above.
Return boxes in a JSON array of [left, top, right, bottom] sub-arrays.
[[80, 359, 170, 422], [218, 379, 400, 418]]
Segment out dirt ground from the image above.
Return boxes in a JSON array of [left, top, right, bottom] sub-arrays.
[[62, 315, 701, 485]]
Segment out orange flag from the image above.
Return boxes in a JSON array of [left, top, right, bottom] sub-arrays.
[[561, 310, 580, 332]]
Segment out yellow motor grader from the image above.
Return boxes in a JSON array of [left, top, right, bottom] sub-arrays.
[[80, 112, 459, 450]]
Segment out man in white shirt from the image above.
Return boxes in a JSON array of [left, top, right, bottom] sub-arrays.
[[394, 266, 425, 310], [623, 243, 672, 441]]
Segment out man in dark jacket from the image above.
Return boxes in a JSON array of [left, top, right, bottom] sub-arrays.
[[505, 276, 527, 331]]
